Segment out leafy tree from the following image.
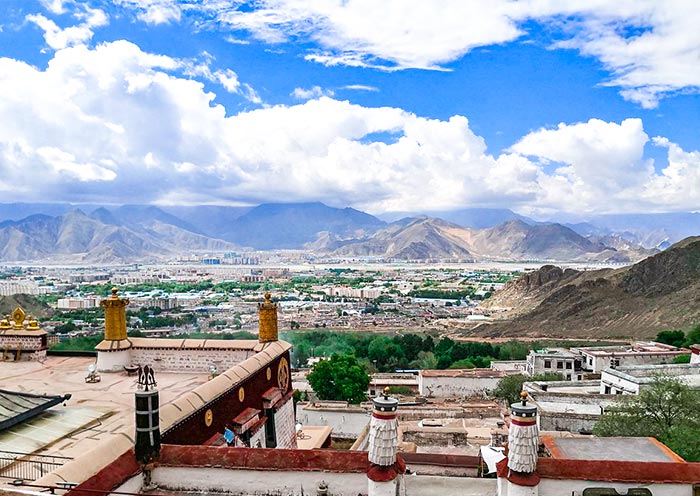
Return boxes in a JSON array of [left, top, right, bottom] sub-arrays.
[[593, 375, 700, 461], [449, 358, 475, 369], [368, 336, 407, 371], [685, 324, 700, 348], [491, 373, 563, 404], [409, 351, 437, 370], [307, 354, 369, 404], [655, 330, 686, 348]]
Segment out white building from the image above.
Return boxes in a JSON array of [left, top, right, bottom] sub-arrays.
[[575, 341, 690, 373], [600, 363, 700, 395], [57, 297, 100, 309], [526, 348, 583, 381]]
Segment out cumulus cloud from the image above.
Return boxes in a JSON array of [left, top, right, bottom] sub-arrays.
[[26, 4, 108, 50], [155, 0, 699, 105], [1, 41, 699, 215], [291, 86, 334, 100], [113, 0, 182, 25]]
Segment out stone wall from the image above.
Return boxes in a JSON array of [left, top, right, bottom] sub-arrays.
[[539, 412, 600, 433], [0, 335, 45, 351], [250, 425, 266, 448], [106, 348, 255, 373], [274, 395, 297, 449], [420, 376, 501, 398]]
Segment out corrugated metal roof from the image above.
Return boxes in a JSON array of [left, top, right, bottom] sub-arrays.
[[0, 389, 71, 431]]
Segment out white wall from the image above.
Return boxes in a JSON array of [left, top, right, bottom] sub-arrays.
[[275, 396, 297, 449], [419, 375, 501, 397], [296, 404, 369, 438], [97, 347, 254, 373]]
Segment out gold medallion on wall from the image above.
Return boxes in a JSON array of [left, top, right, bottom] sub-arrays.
[[277, 357, 289, 391], [266, 367, 272, 381], [238, 387, 245, 402], [204, 409, 213, 427]]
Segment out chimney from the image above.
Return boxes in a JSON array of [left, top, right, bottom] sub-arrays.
[[502, 391, 540, 496], [135, 365, 160, 490], [367, 388, 405, 496], [258, 292, 278, 343], [101, 287, 129, 341]]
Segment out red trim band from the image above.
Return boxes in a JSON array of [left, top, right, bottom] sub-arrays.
[[372, 411, 397, 420], [510, 417, 537, 426]]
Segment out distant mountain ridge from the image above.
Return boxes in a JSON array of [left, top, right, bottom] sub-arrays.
[[480, 236, 700, 339], [0, 202, 681, 263]]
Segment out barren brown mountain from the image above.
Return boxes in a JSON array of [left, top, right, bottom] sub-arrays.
[[476, 236, 700, 339]]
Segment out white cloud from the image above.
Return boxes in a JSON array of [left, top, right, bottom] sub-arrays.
[[181, 61, 261, 103], [26, 5, 108, 50], [1, 41, 700, 215], [291, 86, 334, 100], [187, 0, 700, 105], [343, 85, 379, 92], [113, 0, 181, 25]]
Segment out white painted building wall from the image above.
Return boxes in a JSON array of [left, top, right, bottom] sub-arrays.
[[275, 396, 297, 449], [419, 374, 502, 397], [538, 478, 691, 496], [296, 403, 369, 438], [96, 347, 254, 373]]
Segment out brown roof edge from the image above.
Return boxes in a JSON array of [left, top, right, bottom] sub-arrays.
[[537, 458, 700, 483]]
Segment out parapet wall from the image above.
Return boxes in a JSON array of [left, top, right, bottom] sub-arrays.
[[130, 348, 254, 373]]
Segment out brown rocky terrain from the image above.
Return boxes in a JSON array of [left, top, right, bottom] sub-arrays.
[[476, 236, 700, 339]]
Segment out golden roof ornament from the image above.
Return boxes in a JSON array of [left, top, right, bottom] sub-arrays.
[[100, 287, 130, 341], [258, 292, 278, 343], [26, 315, 40, 331], [12, 307, 26, 330]]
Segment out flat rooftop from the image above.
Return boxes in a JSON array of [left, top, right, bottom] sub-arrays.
[[544, 436, 684, 463], [0, 356, 208, 459], [577, 341, 688, 356], [420, 369, 506, 378]]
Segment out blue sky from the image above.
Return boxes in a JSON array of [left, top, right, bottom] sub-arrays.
[[1, 1, 699, 218]]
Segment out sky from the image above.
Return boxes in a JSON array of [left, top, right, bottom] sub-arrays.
[[0, 0, 699, 218]]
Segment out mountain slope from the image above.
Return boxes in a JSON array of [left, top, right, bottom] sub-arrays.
[[330, 218, 651, 262], [223, 202, 386, 249], [479, 236, 700, 339], [332, 217, 474, 260], [0, 210, 237, 262]]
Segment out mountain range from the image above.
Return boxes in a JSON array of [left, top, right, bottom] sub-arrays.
[[0, 202, 693, 263], [479, 236, 700, 339]]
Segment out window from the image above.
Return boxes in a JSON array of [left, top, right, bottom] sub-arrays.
[[556, 361, 563, 369], [604, 386, 611, 394], [566, 374, 571, 380], [565, 362, 572, 369], [544, 360, 551, 369], [577, 375, 582, 381]]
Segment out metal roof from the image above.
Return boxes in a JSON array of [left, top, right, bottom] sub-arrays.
[[0, 389, 71, 432]]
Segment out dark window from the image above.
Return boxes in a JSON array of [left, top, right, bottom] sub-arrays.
[[577, 375, 582, 381], [544, 360, 551, 369], [604, 386, 611, 394], [566, 374, 571, 380], [556, 361, 563, 369], [565, 362, 572, 369]]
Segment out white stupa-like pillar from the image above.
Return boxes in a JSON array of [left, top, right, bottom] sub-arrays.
[[500, 391, 540, 496], [367, 388, 405, 496], [691, 345, 700, 365]]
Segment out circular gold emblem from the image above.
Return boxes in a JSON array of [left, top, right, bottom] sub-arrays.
[[277, 357, 289, 391], [204, 409, 213, 427], [266, 367, 272, 381], [238, 387, 245, 402]]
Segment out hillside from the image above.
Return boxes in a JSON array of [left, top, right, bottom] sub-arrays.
[[0, 294, 55, 319], [478, 236, 700, 339], [0, 210, 237, 263], [330, 218, 651, 262]]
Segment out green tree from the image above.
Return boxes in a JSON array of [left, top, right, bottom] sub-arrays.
[[409, 351, 437, 370], [491, 373, 563, 404], [593, 375, 700, 461], [307, 354, 369, 404], [685, 324, 700, 347], [655, 330, 686, 348], [673, 354, 691, 364]]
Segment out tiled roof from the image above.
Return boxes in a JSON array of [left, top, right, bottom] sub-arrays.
[[0, 389, 71, 431]]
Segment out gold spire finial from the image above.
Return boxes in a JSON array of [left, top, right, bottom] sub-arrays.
[[520, 390, 528, 405], [100, 287, 130, 341], [258, 292, 278, 343]]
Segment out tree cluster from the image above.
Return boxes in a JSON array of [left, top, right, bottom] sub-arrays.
[[307, 354, 370, 404], [655, 325, 700, 349], [594, 375, 700, 462]]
